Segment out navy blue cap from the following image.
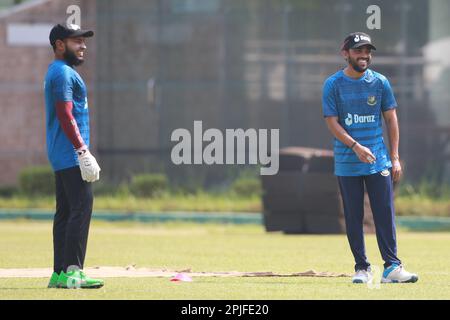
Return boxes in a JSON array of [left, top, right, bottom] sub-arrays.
[[49, 23, 94, 46], [341, 32, 376, 51]]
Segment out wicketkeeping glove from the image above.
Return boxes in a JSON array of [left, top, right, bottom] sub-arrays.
[[76, 147, 101, 183]]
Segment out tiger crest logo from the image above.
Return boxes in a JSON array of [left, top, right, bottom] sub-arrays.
[[381, 169, 390, 177], [367, 95, 377, 106]]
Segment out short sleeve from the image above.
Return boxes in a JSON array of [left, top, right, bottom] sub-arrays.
[[322, 78, 338, 117], [52, 68, 74, 102], [381, 78, 397, 111]]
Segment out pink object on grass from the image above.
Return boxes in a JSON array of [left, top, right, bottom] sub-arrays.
[[170, 273, 193, 282]]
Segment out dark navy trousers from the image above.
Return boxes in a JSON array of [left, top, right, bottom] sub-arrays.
[[337, 170, 401, 271], [53, 166, 93, 274]]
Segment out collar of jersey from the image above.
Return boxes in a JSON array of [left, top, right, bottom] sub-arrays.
[[54, 59, 72, 69], [341, 69, 371, 82]]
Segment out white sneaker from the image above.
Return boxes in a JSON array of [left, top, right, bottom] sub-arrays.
[[381, 264, 418, 283], [352, 267, 373, 284]]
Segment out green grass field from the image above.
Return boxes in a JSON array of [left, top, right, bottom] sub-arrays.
[[0, 221, 449, 300]]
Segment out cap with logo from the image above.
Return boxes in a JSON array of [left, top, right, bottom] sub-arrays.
[[49, 23, 94, 47], [341, 32, 376, 51]]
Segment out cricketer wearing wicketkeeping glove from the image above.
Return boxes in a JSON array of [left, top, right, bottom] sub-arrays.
[[44, 23, 103, 289], [322, 32, 418, 284]]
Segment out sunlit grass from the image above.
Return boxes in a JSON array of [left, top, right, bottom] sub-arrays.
[[0, 221, 449, 299]]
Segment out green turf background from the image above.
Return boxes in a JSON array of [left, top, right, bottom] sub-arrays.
[[0, 221, 449, 299]]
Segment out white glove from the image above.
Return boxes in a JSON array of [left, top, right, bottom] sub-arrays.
[[76, 147, 101, 183]]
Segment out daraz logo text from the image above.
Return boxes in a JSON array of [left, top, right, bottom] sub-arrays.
[[345, 113, 376, 126]]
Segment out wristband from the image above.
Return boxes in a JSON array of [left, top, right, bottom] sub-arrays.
[[76, 146, 88, 156], [350, 142, 357, 150]]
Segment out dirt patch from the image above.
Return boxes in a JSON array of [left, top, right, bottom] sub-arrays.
[[0, 265, 350, 278]]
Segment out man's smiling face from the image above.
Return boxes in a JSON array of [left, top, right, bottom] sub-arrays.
[[62, 37, 87, 66], [345, 45, 372, 73]]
